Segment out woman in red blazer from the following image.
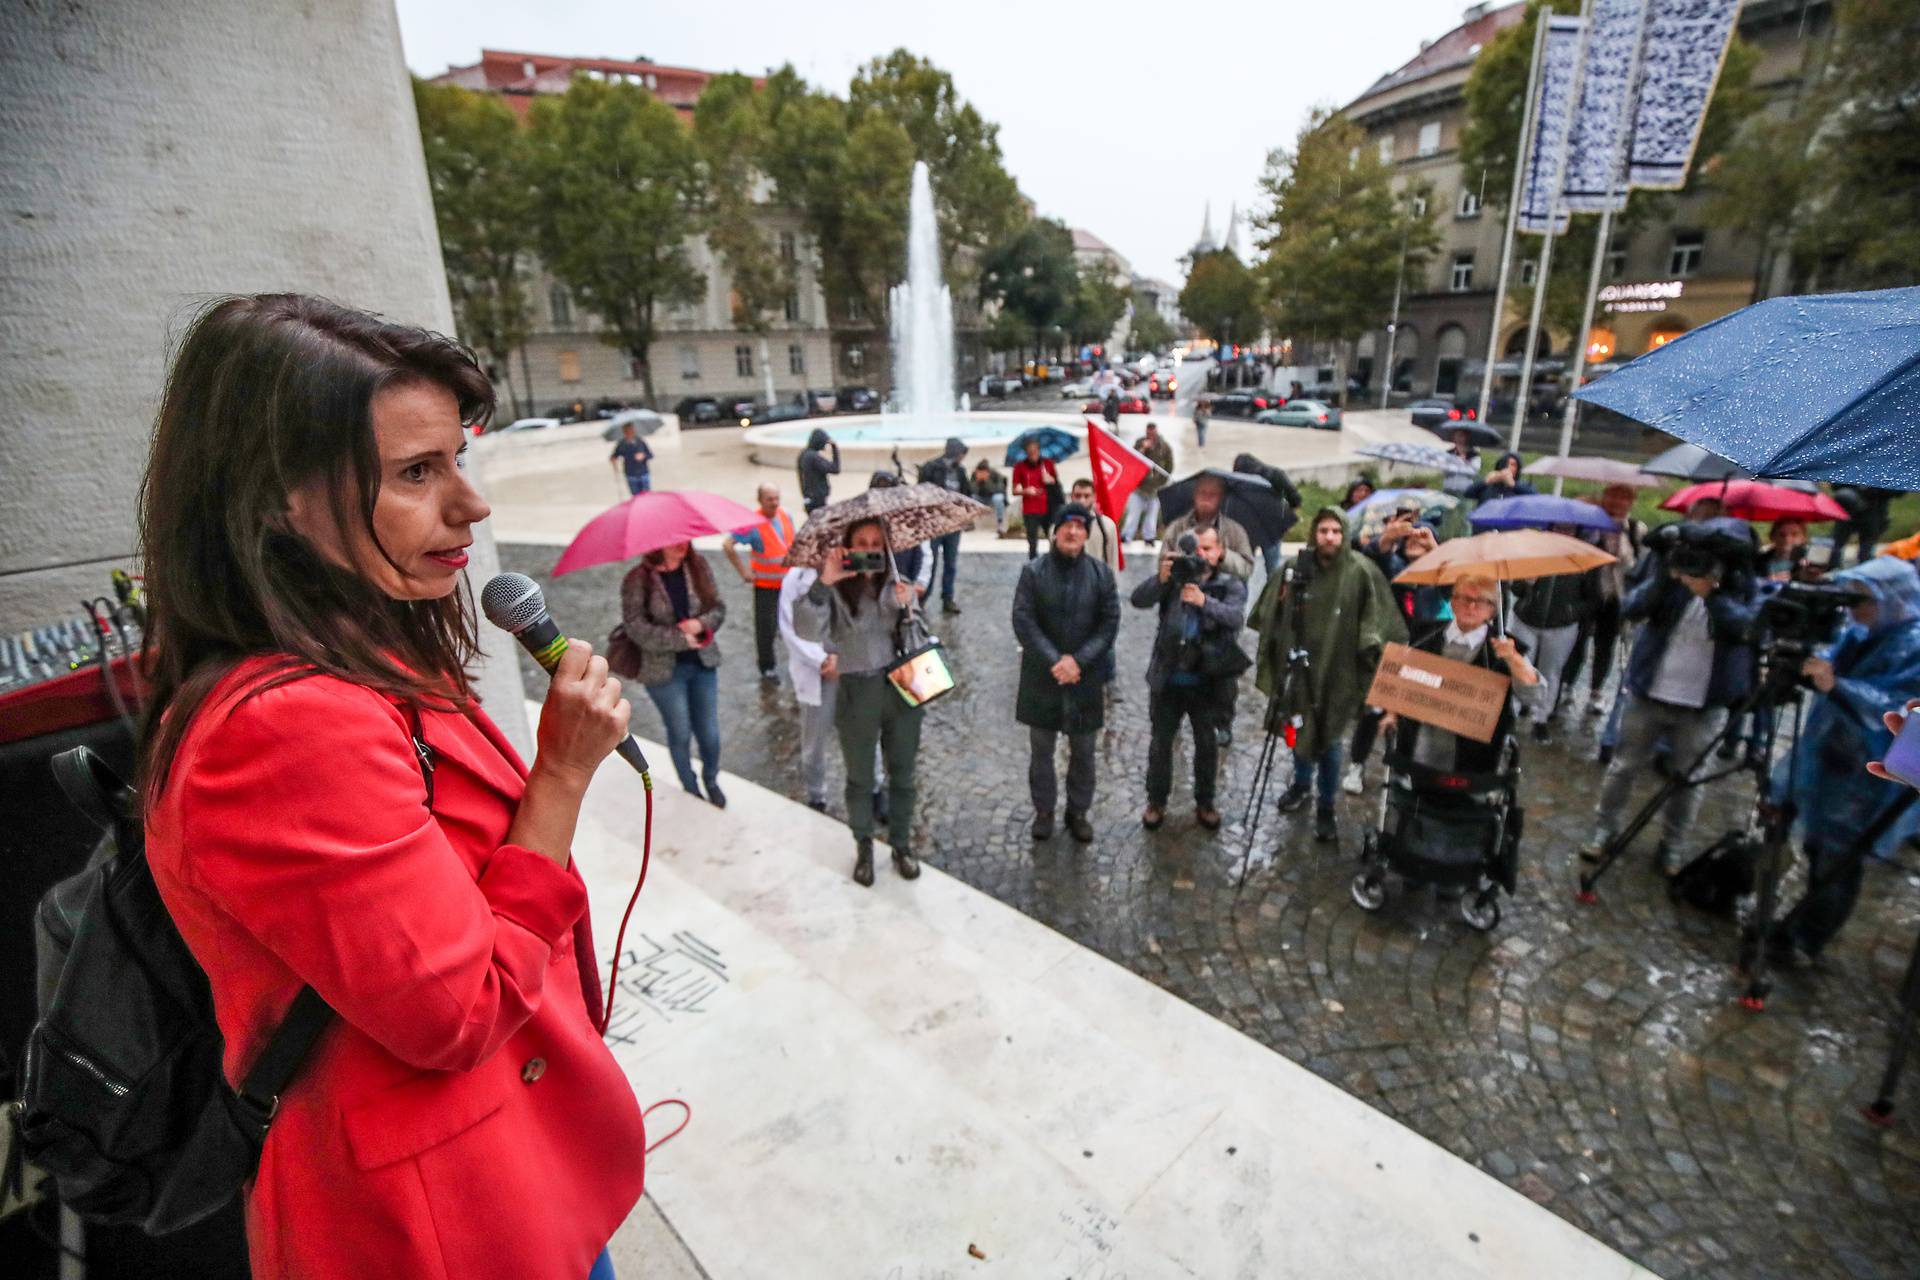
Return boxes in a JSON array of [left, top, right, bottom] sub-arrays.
[[137, 295, 646, 1279]]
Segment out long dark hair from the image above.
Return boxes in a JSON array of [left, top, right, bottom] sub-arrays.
[[137, 294, 494, 802], [639, 542, 719, 612], [832, 518, 888, 615]]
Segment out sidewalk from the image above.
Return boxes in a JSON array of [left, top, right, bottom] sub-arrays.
[[573, 714, 1652, 1278]]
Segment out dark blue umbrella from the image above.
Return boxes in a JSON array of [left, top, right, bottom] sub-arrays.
[[1574, 287, 1920, 487], [1005, 426, 1080, 466], [1470, 494, 1617, 533]]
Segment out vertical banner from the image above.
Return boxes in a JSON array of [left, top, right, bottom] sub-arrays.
[[1629, 0, 1741, 188], [1560, 0, 1649, 213], [1086, 418, 1153, 571], [1516, 15, 1586, 236]]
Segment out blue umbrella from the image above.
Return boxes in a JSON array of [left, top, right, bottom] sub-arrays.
[[1004, 426, 1080, 466], [1470, 494, 1618, 533], [1574, 286, 1920, 487]]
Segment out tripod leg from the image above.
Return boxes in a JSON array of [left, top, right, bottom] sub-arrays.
[[1578, 701, 1748, 900], [1735, 804, 1795, 1010], [1863, 929, 1920, 1125], [1235, 731, 1281, 892]]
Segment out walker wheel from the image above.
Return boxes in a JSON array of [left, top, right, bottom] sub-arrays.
[[1460, 892, 1501, 933], [1861, 1101, 1896, 1128], [1575, 888, 1598, 906], [1739, 993, 1766, 1012], [1350, 873, 1387, 912]]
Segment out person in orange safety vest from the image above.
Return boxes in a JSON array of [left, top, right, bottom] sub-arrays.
[[725, 482, 796, 681]]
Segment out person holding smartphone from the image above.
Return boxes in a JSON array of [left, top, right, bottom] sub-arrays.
[[1769, 558, 1920, 963], [796, 519, 925, 886]]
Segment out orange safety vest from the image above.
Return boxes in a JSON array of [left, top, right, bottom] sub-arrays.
[[747, 509, 795, 589]]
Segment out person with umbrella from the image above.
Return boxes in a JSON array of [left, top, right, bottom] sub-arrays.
[[1255, 507, 1406, 842], [1468, 452, 1536, 506], [1159, 472, 1254, 580], [1012, 434, 1061, 560], [1232, 452, 1303, 576], [1507, 527, 1604, 740], [1122, 420, 1176, 547], [1441, 427, 1484, 497], [1013, 504, 1121, 843], [1567, 483, 1649, 716], [797, 427, 841, 515], [619, 540, 729, 807], [1340, 472, 1379, 512]]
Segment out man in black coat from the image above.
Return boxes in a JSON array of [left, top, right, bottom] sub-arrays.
[[1012, 504, 1121, 842]]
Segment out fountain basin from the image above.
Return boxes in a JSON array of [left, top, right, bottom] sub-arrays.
[[744, 411, 1092, 472]]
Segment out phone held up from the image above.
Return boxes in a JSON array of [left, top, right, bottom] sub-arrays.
[[846, 550, 888, 574], [1879, 709, 1920, 791]]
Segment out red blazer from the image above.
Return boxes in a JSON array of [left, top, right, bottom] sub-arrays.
[[147, 659, 646, 1280]]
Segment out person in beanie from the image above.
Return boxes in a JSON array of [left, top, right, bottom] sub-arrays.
[[916, 437, 972, 614], [1012, 503, 1121, 842], [1255, 506, 1406, 842]]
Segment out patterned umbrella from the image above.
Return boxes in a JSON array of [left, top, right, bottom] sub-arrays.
[[1348, 488, 1466, 543], [1523, 454, 1663, 487], [783, 482, 990, 568], [1356, 441, 1479, 477]]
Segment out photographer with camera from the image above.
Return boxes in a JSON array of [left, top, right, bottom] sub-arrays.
[[1132, 526, 1248, 831], [1768, 558, 1920, 962], [1579, 520, 1761, 872], [1256, 507, 1406, 842]]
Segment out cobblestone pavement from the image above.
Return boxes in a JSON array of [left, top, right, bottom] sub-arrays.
[[506, 544, 1920, 1280]]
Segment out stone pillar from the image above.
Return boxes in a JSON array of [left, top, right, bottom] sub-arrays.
[[0, 0, 530, 751]]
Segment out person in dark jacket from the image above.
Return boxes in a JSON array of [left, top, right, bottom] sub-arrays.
[[1013, 504, 1121, 842], [1508, 532, 1603, 739], [620, 542, 728, 806], [1131, 525, 1248, 831], [1467, 452, 1536, 506], [1232, 451, 1303, 576], [916, 437, 972, 614], [797, 428, 841, 514]]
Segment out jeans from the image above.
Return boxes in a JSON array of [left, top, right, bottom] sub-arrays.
[[1146, 683, 1219, 808], [801, 683, 836, 805], [1593, 692, 1724, 845], [1024, 511, 1051, 559], [751, 586, 779, 674], [1030, 726, 1096, 816], [986, 491, 1007, 533], [644, 662, 722, 794], [1291, 743, 1343, 812], [1350, 707, 1384, 767], [835, 673, 922, 846], [928, 529, 961, 602], [1260, 542, 1283, 576], [1778, 838, 1869, 956], [1121, 490, 1160, 542], [624, 471, 650, 495], [589, 1247, 616, 1280]]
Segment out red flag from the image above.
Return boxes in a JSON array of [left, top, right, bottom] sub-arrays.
[[1086, 418, 1155, 570]]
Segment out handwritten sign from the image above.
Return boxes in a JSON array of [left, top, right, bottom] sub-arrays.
[[1364, 642, 1510, 743]]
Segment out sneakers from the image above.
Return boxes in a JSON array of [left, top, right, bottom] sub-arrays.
[[1276, 781, 1311, 813], [1587, 693, 1607, 716], [807, 798, 828, 812], [1215, 724, 1233, 748], [1142, 805, 1166, 831], [1032, 811, 1056, 841], [1065, 810, 1094, 843], [759, 668, 780, 684], [1313, 807, 1338, 842], [1578, 835, 1609, 865], [1341, 763, 1365, 795]]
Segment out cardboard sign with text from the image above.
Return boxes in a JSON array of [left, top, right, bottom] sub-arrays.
[[1365, 643, 1511, 743]]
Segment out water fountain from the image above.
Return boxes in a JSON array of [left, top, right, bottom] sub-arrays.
[[744, 160, 1079, 470]]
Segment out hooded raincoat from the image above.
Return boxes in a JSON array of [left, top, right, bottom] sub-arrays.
[[1253, 506, 1407, 759], [1781, 557, 1920, 856]]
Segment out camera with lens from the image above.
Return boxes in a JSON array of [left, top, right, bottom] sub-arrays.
[[1652, 520, 1754, 583], [1167, 532, 1208, 586], [1758, 580, 1858, 663]]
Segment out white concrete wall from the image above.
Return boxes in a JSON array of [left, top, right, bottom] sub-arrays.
[[0, 0, 529, 750]]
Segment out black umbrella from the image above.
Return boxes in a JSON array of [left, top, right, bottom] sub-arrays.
[[1156, 467, 1294, 548], [1423, 419, 1504, 447], [1639, 441, 1748, 482]]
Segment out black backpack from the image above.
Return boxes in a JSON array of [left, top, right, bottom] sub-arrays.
[[7, 710, 431, 1234], [1668, 832, 1756, 916]]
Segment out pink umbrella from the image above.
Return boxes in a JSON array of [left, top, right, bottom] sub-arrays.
[[1658, 480, 1849, 523], [552, 491, 761, 576]]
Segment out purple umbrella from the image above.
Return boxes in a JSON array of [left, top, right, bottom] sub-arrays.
[[1469, 494, 1618, 533]]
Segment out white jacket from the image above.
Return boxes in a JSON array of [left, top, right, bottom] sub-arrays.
[[778, 567, 830, 706]]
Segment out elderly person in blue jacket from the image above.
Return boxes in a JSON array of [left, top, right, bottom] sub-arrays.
[[1769, 558, 1920, 962], [1579, 519, 1760, 872]]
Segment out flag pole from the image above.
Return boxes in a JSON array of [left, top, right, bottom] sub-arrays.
[[1551, 0, 1655, 495], [1511, 0, 1597, 454], [1477, 10, 1550, 429]]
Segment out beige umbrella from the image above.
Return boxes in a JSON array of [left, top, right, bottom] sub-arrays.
[[1393, 529, 1616, 586]]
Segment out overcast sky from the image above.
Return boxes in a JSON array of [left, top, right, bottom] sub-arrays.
[[395, 0, 1474, 284]]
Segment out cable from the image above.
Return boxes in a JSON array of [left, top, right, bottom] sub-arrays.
[[596, 767, 654, 1036], [642, 1099, 691, 1156]]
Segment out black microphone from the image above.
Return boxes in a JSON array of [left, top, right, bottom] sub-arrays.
[[480, 572, 651, 777]]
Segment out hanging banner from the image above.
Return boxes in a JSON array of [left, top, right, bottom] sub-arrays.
[[1560, 0, 1648, 213], [1628, 0, 1741, 189], [1516, 15, 1586, 236]]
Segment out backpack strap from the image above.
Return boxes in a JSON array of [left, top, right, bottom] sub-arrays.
[[50, 746, 133, 831]]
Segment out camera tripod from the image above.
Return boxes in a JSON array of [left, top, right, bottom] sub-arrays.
[[1574, 662, 1807, 1009], [1234, 563, 1310, 893]]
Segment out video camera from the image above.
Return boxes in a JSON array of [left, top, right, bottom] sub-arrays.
[[1648, 519, 1755, 582], [1758, 579, 1859, 662], [1168, 532, 1209, 587]]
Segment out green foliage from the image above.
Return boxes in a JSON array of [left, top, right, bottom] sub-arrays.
[[695, 73, 792, 340], [1068, 272, 1130, 347], [412, 78, 536, 415], [1254, 109, 1441, 346], [1128, 295, 1176, 352], [525, 76, 705, 407], [1178, 250, 1261, 344], [979, 217, 1079, 351]]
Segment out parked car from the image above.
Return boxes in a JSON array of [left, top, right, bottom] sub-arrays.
[[738, 401, 810, 427], [1408, 397, 1480, 431], [1209, 391, 1283, 419], [599, 409, 666, 441], [493, 416, 561, 435], [1255, 399, 1342, 430], [977, 375, 1023, 398], [1081, 394, 1151, 415], [674, 396, 724, 424], [798, 388, 838, 414], [1147, 370, 1177, 400], [1059, 379, 1092, 399], [838, 385, 881, 413]]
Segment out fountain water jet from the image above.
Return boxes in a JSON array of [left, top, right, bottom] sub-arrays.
[[888, 161, 955, 422]]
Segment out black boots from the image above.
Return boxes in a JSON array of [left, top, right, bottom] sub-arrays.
[[893, 849, 921, 879], [1065, 810, 1094, 843], [1032, 811, 1056, 840], [1276, 781, 1311, 813], [853, 839, 875, 887], [1313, 807, 1338, 842]]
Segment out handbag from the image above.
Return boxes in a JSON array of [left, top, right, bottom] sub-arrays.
[[606, 622, 644, 679], [887, 608, 955, 708]]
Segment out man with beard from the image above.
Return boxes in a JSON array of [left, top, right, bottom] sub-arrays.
[[1255, 506, 1406, 842]]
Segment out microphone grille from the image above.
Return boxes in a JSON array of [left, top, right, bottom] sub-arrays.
[[481, 572, 546, 635]]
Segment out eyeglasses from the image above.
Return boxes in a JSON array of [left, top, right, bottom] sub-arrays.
[[1453, 595, 1496, 608]]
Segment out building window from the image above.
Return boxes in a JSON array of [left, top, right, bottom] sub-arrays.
[[1605, 238, 1628, 281], [1669, 231, 1704, 278], [679, 344, 700, 380], [1417, 122, 1441, 157], [1457, 187, 1481, 219], [844, 342, 865, 373], [783, 291, 801, 323], [779, 231, 797, 262], [626, 356, 644, 381], [557, 350, 582, 383], [1377, 135, 1394, 165], [734, 344, 753, 378], [1409, 193, 1427, 218], [1450, 252, 1475, 292], [549, 285, 573, 328], [1519, 258, 1538, 286], [788, 343, 805, 375]]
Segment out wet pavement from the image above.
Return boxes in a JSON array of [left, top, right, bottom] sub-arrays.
[[505, 544, 1920, 1280]]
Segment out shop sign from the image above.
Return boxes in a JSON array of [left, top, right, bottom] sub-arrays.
[[1600, 280, 1685, 314]]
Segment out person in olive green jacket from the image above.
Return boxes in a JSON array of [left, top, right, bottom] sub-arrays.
[[1253, 505, 1406, 842]]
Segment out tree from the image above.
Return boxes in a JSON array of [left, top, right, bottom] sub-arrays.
[[1178, 250, 1261, 347], [696, 72, 793, 405], [979, 217, 1079, 359], [1255, 109, 1441, 358], [413, 79, 536, 417], [525, 77, 705, 408], [1127, 293, 1176, 353], [1067, 271, 1129, 349]]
